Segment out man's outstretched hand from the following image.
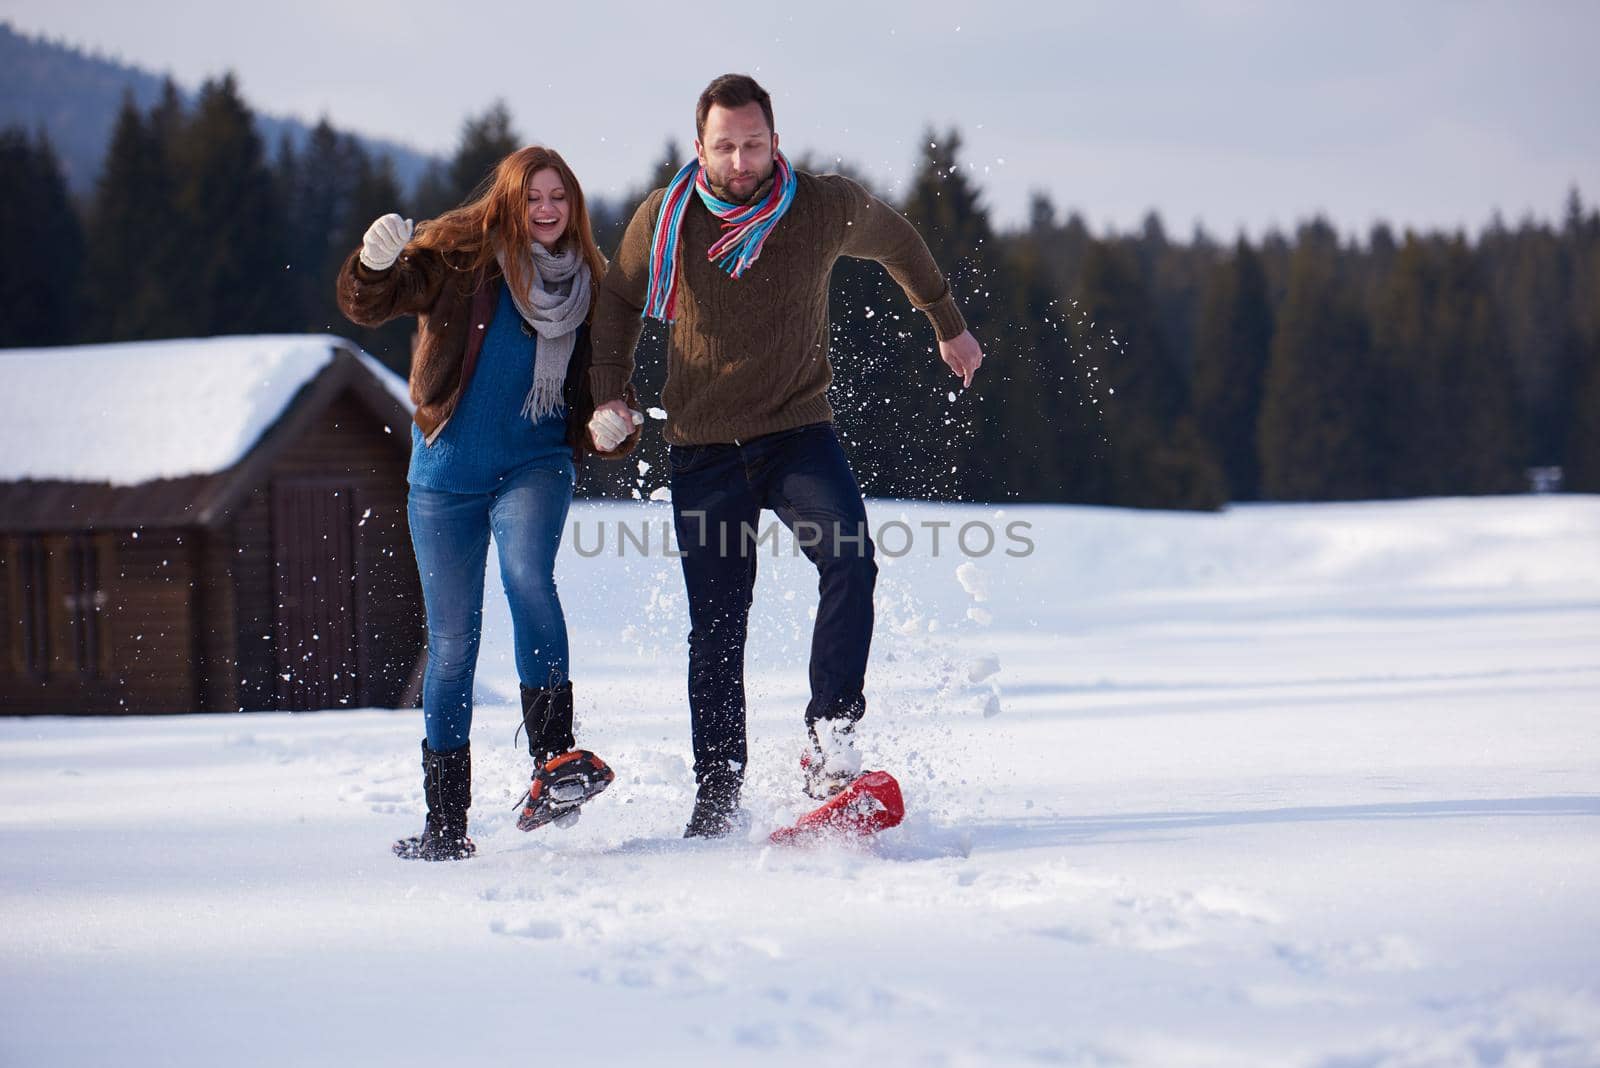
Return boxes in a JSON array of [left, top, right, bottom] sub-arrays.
[[941, 330, 985, 388]]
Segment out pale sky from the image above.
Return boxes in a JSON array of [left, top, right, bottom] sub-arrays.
[[5, 0, 1596, 237]]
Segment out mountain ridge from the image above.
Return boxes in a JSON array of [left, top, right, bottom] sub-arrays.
[[0, 21, 437, 196]]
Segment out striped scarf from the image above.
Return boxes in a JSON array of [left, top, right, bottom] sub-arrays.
[[643, 150, 797, 323]]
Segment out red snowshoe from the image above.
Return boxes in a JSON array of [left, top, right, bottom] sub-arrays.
[[769, 770, 905, 845]]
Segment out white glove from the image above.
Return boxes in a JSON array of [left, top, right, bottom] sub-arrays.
[[359, 213, 414, 270], [588, 406, 644, 451]]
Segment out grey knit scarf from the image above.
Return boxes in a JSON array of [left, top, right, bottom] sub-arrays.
[[495, 241, 592, 422]]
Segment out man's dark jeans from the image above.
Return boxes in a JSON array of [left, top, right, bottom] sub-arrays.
[[668, 421, 877, 787]]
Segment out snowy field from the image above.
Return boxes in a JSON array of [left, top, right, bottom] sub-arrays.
[[3, 495, 1598, 1067]]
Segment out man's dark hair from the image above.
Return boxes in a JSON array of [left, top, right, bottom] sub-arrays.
[[696, 74, 775, 141]]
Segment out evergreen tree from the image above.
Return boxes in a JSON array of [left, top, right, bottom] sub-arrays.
[[590, 140, 682, 253], [145, 78, 186, 149], [1132, 211, 1206, 377], [334, 153, 414, 372], [998, 207, 1095, 502], [1258, 226, 1382, 500], [83, 87, 186, 339], [1075, 239, 1224, 509], [280, 119, 377, 333], [275, 121, 414, 372], [1482, 219, 1582, 467], [794, 155, 903, 498], [1018, 195, 1109, 503], [1362, 222, 1399, 316], [272, 131, 305, 319], [452, 99, 518, 200], [409, 160, 453, 224], [0, 126, 83, 345], [168, 73, 285, 334], [575, 144, 679, 502], [1374, 235, 1522, 496], [414, 100, 520, 219], [1563, 212, 1600, 492], [1193, 239, 1273, 500], [1566, 333, 1600, 493], [900, 129, 1001, 329], [896, 129, 1008, 500]]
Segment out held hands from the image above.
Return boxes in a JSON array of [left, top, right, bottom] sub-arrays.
[[941, 330, 985, 388], [359, 213, 414, 271], [588, 399, 645, 452]]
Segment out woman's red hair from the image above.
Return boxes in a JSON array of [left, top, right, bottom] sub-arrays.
[[412, 145, 607, 315]]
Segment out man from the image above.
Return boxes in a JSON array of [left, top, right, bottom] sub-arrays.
[[587, 73, 984, 837]]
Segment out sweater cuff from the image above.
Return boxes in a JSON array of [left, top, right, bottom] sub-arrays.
[[353, 258, 393, 282], [919, 290, 967, 343], [589, 367, 629, 406]]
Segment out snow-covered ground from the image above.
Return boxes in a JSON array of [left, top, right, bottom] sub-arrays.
[[4, 495, 1598, 1067]]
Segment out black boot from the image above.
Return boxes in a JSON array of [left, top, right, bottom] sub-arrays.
[[519, 679, 575, 767], [393, 740, 475, 861], [514, 679, 614, 832], [683, 771, 744, 839]]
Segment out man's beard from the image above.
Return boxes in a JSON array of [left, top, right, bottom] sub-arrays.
[[708, 165, 773, 204]]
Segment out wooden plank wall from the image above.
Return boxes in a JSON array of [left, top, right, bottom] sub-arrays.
[[0, 530, 197, 714], [233, 389, 421, 711], [228, 487, 278, 711]]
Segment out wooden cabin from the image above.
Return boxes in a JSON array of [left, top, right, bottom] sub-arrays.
[[0, 336, 425, 714]]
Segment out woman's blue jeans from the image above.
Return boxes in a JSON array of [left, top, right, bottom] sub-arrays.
[[407, 465, 573, 753]]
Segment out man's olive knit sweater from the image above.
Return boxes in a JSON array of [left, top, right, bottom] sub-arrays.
[[589, 170, 967, 446]]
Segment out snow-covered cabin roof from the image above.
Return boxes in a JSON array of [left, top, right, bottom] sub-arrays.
[[0, 335, 413, 531], [1, 335, 410, 485]]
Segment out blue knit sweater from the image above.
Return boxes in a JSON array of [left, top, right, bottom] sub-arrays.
[[408, 283, 577, 493]]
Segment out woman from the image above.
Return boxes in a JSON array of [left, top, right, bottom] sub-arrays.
[[337, 146, 643, 861]]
